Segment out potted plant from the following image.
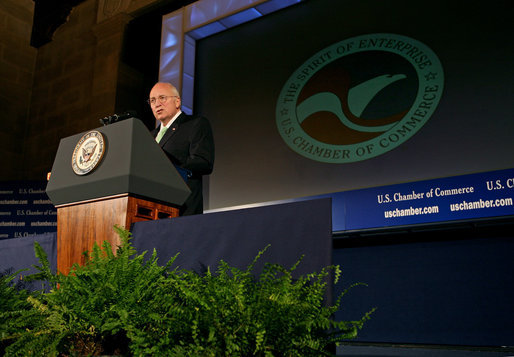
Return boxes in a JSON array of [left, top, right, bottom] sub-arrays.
[[1, 227, 374, 356]]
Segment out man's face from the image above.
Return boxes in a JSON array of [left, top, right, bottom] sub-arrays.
[[149, 83, 181, 125]]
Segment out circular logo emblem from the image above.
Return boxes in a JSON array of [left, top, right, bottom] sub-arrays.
[[71, 130, 106, 175], [276, 33, 444, 163]]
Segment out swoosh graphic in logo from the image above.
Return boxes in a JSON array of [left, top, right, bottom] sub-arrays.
[[297, 74, 407, 133]]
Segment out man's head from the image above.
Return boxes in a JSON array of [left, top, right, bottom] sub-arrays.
[[149, 82, 181, 126]]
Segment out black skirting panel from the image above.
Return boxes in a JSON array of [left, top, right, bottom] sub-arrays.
[[0, 198, 333, 292], [0, 232, 57, 291], [333, 220, 514, 347], [130, 198, 333, 280]]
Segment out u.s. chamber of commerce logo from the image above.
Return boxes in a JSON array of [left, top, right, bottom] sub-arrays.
[[71, 130, 105, 175], [276, 33, 444, 163]]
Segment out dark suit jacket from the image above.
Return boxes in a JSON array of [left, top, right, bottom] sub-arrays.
[[151, 112, 215, 215]]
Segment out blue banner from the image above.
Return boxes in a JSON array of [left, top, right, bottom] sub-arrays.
[[331, 168, 514, 232], [3, 169, 514, 238], [0, 181, 57, 240]]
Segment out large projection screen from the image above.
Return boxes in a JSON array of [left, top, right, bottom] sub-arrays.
[[162, 0, 513, 212]]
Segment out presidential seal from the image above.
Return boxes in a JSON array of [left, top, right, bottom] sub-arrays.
[[71, 130, 105, 175], [276, 33, 444, 163]]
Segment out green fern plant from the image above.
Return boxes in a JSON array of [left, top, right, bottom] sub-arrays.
[[0, 268, 35, 356], [0, 226, 374, 356]]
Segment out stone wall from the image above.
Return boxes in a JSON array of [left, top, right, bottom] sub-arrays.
[[26, 0, 101, 180], [26, 0, 139, 179], [1, 0, 175, 181], [0, 0, 37, 180]]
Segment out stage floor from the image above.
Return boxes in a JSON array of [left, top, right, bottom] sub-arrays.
[[337, 343, 514, 357]]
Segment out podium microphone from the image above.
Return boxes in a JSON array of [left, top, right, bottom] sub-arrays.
[[100, 110, 138, 125]]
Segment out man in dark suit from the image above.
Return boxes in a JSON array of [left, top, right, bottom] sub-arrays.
[[148, 82, 215, 215]]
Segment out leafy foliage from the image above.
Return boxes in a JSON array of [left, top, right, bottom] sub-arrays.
[[0, 268, 34, 355], [0, 226, 374, 356]]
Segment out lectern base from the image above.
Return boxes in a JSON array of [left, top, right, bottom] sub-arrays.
[[56, 194, 179, 274]]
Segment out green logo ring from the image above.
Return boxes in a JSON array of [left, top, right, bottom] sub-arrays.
[[276, 33, 444, 163]]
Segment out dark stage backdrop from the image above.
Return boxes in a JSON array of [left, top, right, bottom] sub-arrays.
[[193, 0, 513, 211]]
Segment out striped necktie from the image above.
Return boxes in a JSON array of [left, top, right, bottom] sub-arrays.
[[155, 126, 168, 143]]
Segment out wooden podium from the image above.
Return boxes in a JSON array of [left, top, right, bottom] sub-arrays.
[[46, 118, 191, 274]]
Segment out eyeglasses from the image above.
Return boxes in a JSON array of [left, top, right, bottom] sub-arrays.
[[147, 95, 178, 106]]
